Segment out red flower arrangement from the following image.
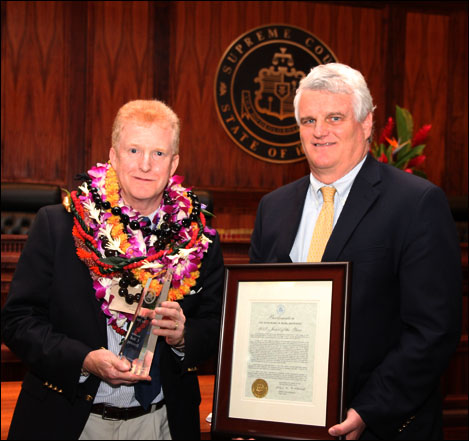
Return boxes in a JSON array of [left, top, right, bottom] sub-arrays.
[[371, 105, 431, 178]]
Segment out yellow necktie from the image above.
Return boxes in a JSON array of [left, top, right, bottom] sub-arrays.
[[307, 186, 336, 262]]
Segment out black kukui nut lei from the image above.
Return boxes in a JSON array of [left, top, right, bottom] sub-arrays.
[[74, 179, 205, 305]]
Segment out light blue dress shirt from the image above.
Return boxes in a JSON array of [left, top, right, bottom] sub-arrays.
[[290, 156, 367, 262], [87, 207, 166, 407]]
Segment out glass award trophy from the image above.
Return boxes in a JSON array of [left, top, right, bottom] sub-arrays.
[[118, 270, 173, 376]]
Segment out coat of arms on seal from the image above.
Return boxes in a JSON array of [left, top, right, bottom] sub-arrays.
[[214, 24, 338, 163], [251, 378, 268, 398]]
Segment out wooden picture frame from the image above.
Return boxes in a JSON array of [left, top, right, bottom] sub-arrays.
[[212, 262, 351, 440]]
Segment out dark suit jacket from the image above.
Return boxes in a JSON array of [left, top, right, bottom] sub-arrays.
[[249, 154, 462, 439], [1, 204, 225, 440]]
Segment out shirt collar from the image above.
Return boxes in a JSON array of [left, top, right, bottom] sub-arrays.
[[139, 208, 159, 227], [309, 155, 367, 202]]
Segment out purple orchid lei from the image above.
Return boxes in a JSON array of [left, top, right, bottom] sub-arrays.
[[72, 162, 216, 328]]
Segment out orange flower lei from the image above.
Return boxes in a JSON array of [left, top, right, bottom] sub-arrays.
[[65, 162, 214, 328]]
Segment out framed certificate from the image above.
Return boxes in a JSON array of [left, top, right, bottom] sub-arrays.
[[212, 262, 351, 440]]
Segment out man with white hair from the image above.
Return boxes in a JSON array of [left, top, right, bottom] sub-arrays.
[[250, 63, 461, 439]]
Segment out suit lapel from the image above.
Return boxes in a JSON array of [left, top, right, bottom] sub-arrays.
[[323, 155, 381, 261], [276, 176, 310, 262], [73, 255, 108, 346]]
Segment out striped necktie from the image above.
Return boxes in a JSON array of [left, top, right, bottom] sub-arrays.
[[307, 186, 336, 262]]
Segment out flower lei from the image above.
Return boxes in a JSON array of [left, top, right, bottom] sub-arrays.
[[64, 162, 215, 333]]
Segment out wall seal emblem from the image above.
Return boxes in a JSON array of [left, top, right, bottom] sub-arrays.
[[214, 24, 338, 163]]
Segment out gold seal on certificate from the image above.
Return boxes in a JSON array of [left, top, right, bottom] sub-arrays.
[[251, 379, 268, 398]]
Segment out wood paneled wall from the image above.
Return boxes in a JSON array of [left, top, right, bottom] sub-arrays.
[[1, 0, 467, 231], [1, 2, 468, 437]]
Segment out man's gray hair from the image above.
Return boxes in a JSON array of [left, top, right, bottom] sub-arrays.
[[294, 63, 375, 124]]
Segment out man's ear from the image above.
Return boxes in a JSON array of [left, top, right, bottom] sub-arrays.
[[362, 112, 373, 141], [170, 154, 180, 176], [109, 147, 117, 168]]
